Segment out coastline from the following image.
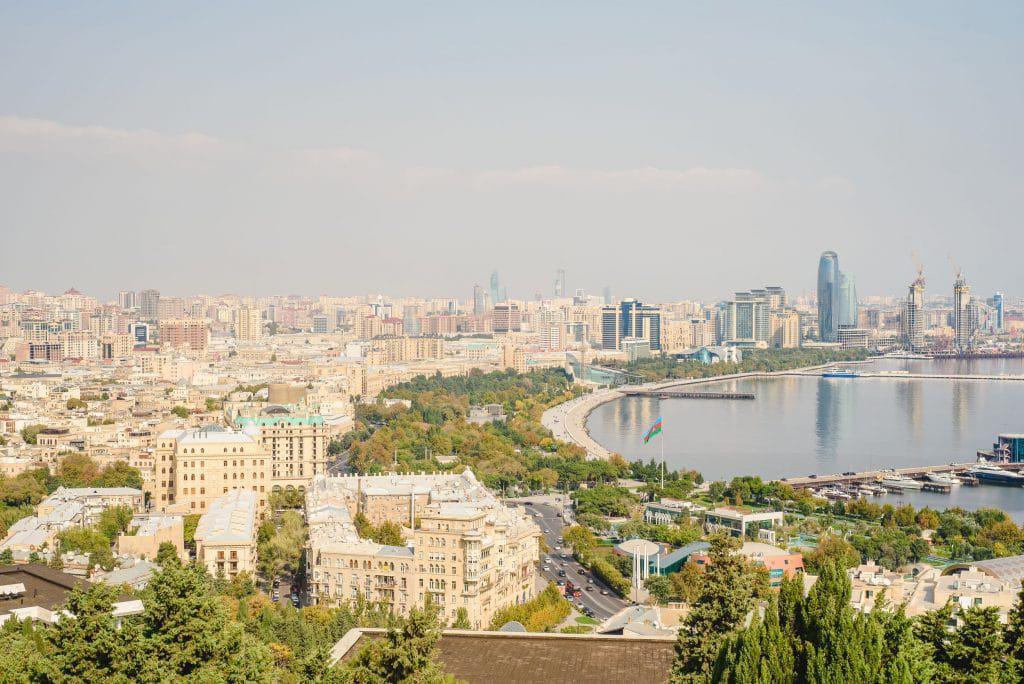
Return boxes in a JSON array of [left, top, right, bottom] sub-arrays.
[[543, 363, 842, 461]]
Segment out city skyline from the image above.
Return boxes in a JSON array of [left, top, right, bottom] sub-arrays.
[[2, 4, 1023, 299]]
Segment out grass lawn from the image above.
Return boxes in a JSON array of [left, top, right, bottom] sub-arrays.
[[576, 615, 599, 625]]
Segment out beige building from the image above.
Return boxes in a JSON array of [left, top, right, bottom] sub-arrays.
[[305, 471, 540, 629], [849, 561, 907, 613], [234, 307, 263, 342], [770, 311, 801, 349], [235, 414, 331, 490], [501, 344, 527, 373], [158, 318, 211, 353], [153, 425, 271, 513], [117, 514, 187, 562], [194, 489, 259, 580]]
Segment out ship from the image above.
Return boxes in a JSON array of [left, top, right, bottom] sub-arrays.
[[882, 350, 933, 360], [880, 473, 924, 490], [968, 463, 1024, 486], [822, 368, 860, 379], [924, 472, 961, 487]]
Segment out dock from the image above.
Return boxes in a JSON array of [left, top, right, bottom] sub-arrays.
[[783, 462, 1024, 490], [620, 388, 755, 400]]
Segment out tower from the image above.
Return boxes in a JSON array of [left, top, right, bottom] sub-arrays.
[[953, 270, 973, 351], [816, 251, 840, 342], [901, 269, 926, 353]]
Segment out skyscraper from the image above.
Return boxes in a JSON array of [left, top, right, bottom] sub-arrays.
[[489, 271, 500, 305], [117, 290, 137, 310], [139, 289, 161, 322], [472, 285, 487, 316], [816, 251, 840, 342], [994, 292, 1005, 332], [554, 269, 566, 297], [602, 286, 612, 306], [901, 271, 926, 352], [838, 272, 858, 327], [953, 271, 973, 351]]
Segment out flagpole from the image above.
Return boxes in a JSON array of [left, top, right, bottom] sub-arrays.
[[660, 422, 665, 490]]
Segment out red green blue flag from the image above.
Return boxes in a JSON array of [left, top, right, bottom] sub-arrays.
[[643, 416, 663, 444]]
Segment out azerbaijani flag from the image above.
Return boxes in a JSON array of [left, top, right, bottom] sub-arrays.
[[642, 416, 663, 444]]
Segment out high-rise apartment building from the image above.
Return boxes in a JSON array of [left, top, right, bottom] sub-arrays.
[[501, 343, 527, 373], [601, 299, 661, 351], [901, 272, 927, 352], [304, 471, 540, 629], [139, 289, 161, 322], [472, 285, 487, 316], [554, 269, 566, 297], [954, 272, 972, 351], [159, 319, 211, 352], [118, 290, 137, 310], [770, 311, 801, 348], [492, 303, 522, 333], [817, 251, 840, 342], [993, 292, 1005, 332], [234, 307, 263, 341], [312, 314, 329, 334], [489, 271, 501, 306]]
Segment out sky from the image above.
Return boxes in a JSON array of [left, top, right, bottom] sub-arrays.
[[1, 2, 1022, 303]]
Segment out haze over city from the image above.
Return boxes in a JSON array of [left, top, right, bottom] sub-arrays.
[[2, 3, 1022, 300]]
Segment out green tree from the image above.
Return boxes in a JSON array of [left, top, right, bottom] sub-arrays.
[[0, 548, 13, 565], [945, 607, 1006, 684], [97, 505, 134, 541], [344, 606, 455, 683], [155, 541, 180, 566], [58, 452, 101, 487], [96, 461, 144, 489], [644, 575, 675, 604], [171, 405, 190, 419], [20, 424, 46, 445], [672, 535, 755, 682], [451, 607, 471, 630], [66, 398, 87, 410]]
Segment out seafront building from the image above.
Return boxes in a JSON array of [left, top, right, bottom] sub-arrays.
[[817, 251, 840, 342], [304, 470, 540, 628]]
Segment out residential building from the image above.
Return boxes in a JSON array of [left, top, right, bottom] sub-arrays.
[[153, 425, 271, 513], [193, 489, 259, 580], [849, 561, 906, 613], [492, 303, 522, 333], [901, 272, 927, 352], [601, 299, 661, 351], [235, 414, 331, 490], [116, 514, 186, 562], [838, 272, 858, 327], [501, 344, 527, 373], [770, 311, 801, 348], [159, 318, 211, 353], [139, 289, 160, 322], [305, 471, 540, 629], [234, 307, 263, 341]]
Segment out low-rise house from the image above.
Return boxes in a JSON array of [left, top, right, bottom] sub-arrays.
[[117, 514, 186, 562], [0, 563, 144, 627], [849, 561, 907, 613], [37, 486, 144, 525], [703, 506, 784, 541], [691, 541, 804, 589], [906, 565, 1019, 626], [193, 489, 259, 580]]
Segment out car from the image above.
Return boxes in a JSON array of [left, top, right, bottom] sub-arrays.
[[291, 598, 300, 607], [585, 586, 594, 592], [556, 580, 565, 586], [272, 592, 280, 600], [808, 474, 818, 479], [558, 570, 566, 577], [272, 579, 280, 588], [561, 553, 568, 559], [524, 501, 533, 506], [600, 590, 609, 595], [587, 578, 594, 584], [556, 538, 563, 544], [842, 471, 856, 476], [577, 568, 586, 575]]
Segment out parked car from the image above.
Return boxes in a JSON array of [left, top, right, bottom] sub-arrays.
[[577, 568, 586, 575], [600, 589, 609, 595], [585, 586, 594, 592], [558, 570, 566, 577]]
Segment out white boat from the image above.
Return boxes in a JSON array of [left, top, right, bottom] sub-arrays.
[[968, 463, 1024, 486], [880, 473, 924, 490], [882, 351, 933, 360], [925, 472, 961, 487], [819, 487, 852, 500]]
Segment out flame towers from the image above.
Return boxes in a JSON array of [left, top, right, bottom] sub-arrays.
[[817, 251, 840, 342]]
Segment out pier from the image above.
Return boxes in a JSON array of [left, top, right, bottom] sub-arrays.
[[785, 371, 1024, 381], [620, 388, 755, 400], [783, 462, 1024, 490]]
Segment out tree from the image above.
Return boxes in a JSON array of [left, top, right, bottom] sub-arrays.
[[945, 607, 1006, 684], [562, 525, 596, 556], [58, 452, 101, 487], [0, 548, 13, 566], [672, 535, 755, 682], [451, 607, 471, 630], [66, 398, 87, 410], [171, 406, 190, 419], [344, 606, 455, 683], [19, 424, 46, 445], [96, 461, 144, 489], [644, 575, 675, 604], [97, 505, 134, 541], [155, 541, 180, 566]]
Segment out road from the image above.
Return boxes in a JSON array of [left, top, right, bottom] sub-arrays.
[[520, 498, 629, 621]]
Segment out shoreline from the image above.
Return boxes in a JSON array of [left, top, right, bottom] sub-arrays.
[[542, 362, 841, 461]]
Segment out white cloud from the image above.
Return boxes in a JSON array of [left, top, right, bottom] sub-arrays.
[[473, 164, 766, 191], [0, 115, 220, 152]]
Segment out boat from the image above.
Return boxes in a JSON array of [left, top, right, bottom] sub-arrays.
[[882, 351, 933, 360], [818, 487, 852, 500], [822, 368, 860, 379], [968, 463, 1024, 486], [859, 484, 887, 496], [924, 472, 961, 487], [880, 473, 924, 490]]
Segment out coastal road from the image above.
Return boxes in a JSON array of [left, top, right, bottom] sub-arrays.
[[520, 499, 629, 620]]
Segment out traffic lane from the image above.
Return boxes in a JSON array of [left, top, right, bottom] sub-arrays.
[[525, 503, 629, 619]]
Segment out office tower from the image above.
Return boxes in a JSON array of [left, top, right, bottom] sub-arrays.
[[129, 322, 149, 344], [139, 289, 161, 322], [492, 303, 522, 333], [554, 269, 566, 297], [901, 271, 926, 352], [234, 307, 263, 341], [117, 290, 137, 310], [838, 272, 858, 327], [994, 292, 1005, 332], [817, 251, 840, 341], [312, 314, 329, 334], [489, 271, 501, 305], [601, 299, 661, 351], [602, 286, 612, 306], [472, 285, 487, 316], [770, 311, 801, 348]]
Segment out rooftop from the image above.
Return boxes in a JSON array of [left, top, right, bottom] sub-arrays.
[[194, 489, 258, 544], [331, 629, 676, 684]]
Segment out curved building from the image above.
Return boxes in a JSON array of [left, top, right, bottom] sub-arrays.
[[817, 251, 840, 342]]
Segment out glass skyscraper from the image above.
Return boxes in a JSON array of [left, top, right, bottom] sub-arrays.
[[817, 251, 840, 342], [838, 272, 858, 327]]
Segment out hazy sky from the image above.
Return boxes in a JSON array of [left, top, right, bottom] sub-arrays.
[[1, 3, 1021, 303]]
